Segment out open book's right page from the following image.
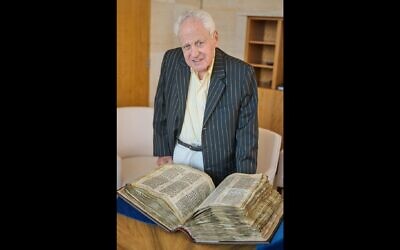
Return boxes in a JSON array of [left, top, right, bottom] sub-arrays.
[[183, 173, 283, 243]]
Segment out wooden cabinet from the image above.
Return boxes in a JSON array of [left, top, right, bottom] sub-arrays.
[[244, 16, 283, 136], [117, 0, 150, 107], [258, 88, 283, 136]]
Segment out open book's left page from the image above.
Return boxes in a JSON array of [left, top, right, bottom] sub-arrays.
[[117, 164, 215, 231]]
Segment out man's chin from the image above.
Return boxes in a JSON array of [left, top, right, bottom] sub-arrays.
[[192, 66, 207, 73]]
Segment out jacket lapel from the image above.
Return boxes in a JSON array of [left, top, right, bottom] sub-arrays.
[[176, 55, 190, 128], [203, 48, 226, 126]]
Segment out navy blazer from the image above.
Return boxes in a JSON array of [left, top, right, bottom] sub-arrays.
[[153, 47, 258, 185]]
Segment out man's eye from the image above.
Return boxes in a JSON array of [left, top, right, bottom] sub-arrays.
[[196, 41, 204, 47], [182, 45, 191, 50]]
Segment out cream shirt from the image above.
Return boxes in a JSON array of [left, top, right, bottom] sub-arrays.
[[178, 59, 215, 146]]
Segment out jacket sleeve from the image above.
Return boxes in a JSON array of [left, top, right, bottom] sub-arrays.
[[153, 51, 172, 156], [235, 65, 258, 174]]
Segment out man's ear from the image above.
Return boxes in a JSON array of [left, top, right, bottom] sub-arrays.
[[214, 31, 219, 42]]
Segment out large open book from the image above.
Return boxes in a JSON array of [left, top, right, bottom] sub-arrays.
[[117, 164, 283, 244]]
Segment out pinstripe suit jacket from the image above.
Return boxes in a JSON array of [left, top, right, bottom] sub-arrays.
[[153, 47, 258, 185]]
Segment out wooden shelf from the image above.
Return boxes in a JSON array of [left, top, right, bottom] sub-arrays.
[[248, 40, 276, 45], [250, 63, 274, 69], [244, 16, 284, 136], [245, 17, 283, 90]]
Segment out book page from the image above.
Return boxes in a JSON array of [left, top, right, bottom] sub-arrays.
[[126, 164, 215, 223], [195, 173, 263, 211]]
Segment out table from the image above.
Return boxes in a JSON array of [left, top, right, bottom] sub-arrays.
[[117, 197, 283, 250]]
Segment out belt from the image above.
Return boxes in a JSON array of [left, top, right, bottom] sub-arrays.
[[177, 138, 202, 151]]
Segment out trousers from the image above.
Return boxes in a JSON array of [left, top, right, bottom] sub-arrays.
[[173, 142, 204, 172]]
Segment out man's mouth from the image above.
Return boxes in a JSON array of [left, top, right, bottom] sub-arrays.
[[192, 58, 203, 63]]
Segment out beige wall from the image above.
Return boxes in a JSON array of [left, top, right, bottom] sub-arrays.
[[149, 0, 283, 106]]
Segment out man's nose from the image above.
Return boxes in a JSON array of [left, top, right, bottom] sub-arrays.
[[191, 46, 200, 57]]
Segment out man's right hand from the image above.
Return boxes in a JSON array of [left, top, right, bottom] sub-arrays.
[[157, 156, 173, 166]]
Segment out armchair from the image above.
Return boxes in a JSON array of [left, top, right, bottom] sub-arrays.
[[256, 128, 282, 185], [117, 106, 158, 189]]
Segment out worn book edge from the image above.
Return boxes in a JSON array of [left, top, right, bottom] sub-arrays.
[[117, 186, 178, 232]]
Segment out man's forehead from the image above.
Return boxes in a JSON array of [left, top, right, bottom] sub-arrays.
[[179, 19, 207, 34]]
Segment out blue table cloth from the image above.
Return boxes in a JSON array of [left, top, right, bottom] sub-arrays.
[[117, 197, 283, 249]]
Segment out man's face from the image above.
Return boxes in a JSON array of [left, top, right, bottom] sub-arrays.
[[178, 18, 218, 76]]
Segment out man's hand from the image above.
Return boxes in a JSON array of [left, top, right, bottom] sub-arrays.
[[157, 156, 173, 166]]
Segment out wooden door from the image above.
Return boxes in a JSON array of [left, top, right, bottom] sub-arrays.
[[117, 0, 150, 107]]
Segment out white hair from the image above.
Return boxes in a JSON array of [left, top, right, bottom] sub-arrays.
[[173, 9, 216, 37]]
